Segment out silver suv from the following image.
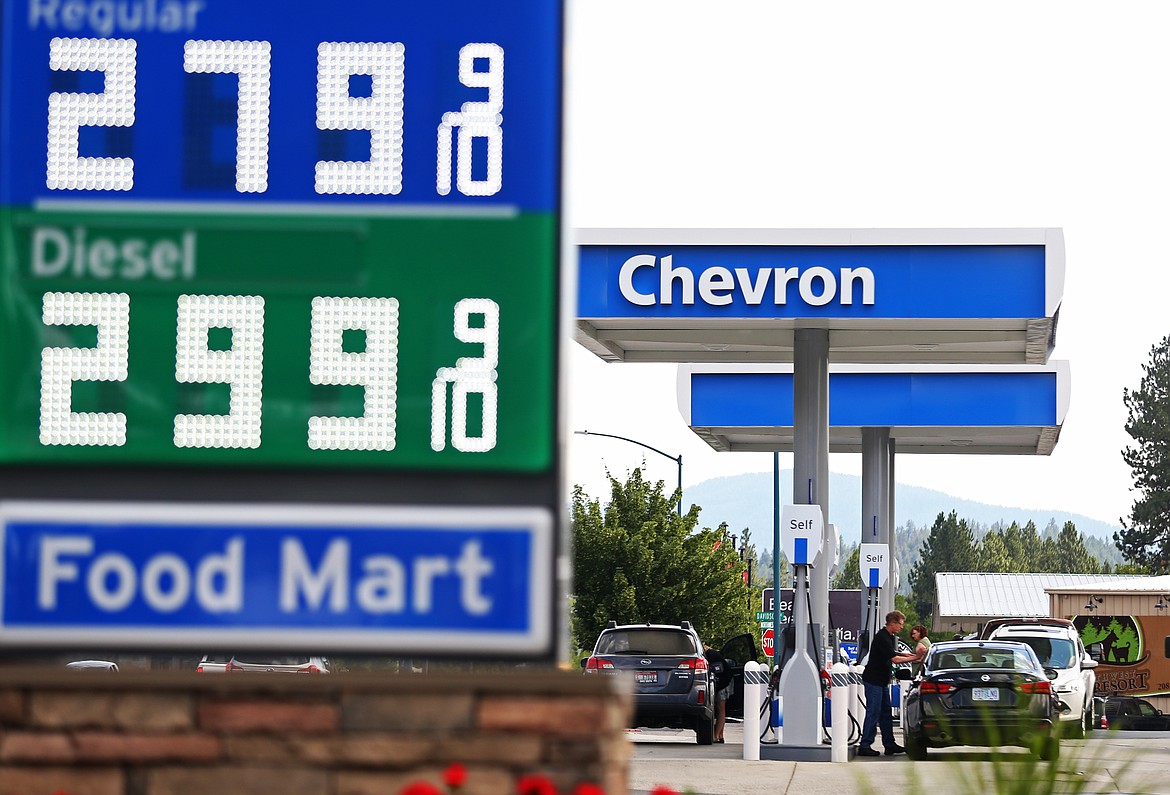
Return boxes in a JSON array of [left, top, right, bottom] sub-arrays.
[[979, 617, 1098, 737]]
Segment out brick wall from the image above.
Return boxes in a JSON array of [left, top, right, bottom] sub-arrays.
[[0, 670, 632, 795]]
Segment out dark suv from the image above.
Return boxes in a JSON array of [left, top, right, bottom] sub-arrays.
[[1099, 695, 1170, 731], [582, 621, 735, 744]]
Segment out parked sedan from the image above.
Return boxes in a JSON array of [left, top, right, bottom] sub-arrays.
[[902, 640, 1059, 760]]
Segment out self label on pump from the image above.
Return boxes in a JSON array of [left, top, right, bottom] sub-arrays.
[[779, 504, 823, 567], [859, 543, 889, 588]]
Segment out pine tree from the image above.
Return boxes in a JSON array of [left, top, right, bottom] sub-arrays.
[[1118, 335, 1170, 573], [1055, 521, 1104, 574], [978, 530, 1013, 572], [832, 544, 862, 589], [907, 511, 977, 618]]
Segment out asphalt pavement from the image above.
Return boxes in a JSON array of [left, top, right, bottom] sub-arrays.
[[628, 721, 1170, 795]]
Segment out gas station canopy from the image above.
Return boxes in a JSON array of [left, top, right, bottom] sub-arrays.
[[677, 362, 1070, 455], [577, 228, 1064, 364]]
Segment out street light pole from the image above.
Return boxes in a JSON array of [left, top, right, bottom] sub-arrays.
[[574, 430, 683, 516]]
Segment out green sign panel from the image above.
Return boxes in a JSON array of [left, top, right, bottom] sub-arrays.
[[0, 210, 555, 472], [0, 2, 563, 482]]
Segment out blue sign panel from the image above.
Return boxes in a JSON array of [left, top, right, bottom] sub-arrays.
[[0, 501, 553, 653], [578, 244, 1047, 319], [690, 371, 1059, 428], [2, 1, 560, 210]]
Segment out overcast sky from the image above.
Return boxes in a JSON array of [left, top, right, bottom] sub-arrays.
[[562, 2, 1170, 529]]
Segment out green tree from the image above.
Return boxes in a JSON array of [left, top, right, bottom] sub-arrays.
[[569, 469, 754, 652], [1054, 521, 1104, 574], [757, 548, 775, 588], [907, 511, 977, 619], [833, 543, 861, 589], [1119, 334, 1170, 573], [978, 530, 1013, 572], [894, 594, 921, 637]]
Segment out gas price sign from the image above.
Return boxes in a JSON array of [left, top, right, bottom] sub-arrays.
[[0, 1, 562, 655], [0, 1, 561, 476]]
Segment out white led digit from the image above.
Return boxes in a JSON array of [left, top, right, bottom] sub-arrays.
[[183, 40, 272, 194], [315, 42, 405, 195], [308, 296, 399, 451], [437, 43, 503, 197], [40, 292, 129, 446], [431, 299, 499, 453], [47, 38, 136, 191], [174, 295, 264, 449]]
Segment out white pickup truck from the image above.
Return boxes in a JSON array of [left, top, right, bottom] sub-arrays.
[[979, 617, 1099, 737]]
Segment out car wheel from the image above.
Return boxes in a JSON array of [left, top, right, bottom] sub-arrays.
[[904, 731, 928, 760], [1038, 735, 1060, 762], [695, 715, 715, 745]]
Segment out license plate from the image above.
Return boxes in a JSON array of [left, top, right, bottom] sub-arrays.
[[635, 672, 657, 684], [972, 687, 999, 701]]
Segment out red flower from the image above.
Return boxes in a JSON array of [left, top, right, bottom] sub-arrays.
[[573, 784, 607, 795], [516, 774, 559, 795], [444, 762, 468, 789], [399, 784, 443, 795]]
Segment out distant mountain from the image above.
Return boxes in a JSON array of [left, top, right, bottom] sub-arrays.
[[685, 470, 1123, 553]]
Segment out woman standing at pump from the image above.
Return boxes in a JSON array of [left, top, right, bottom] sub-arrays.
[[909, 625, 931, 676]]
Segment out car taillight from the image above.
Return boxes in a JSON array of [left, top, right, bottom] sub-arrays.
[[919, 681, 954, 694], [1020, 680, 1051, 694], [677, 657, 708, 671], [583, 657, 614, 673], [1101, 714, 1109, 730], [196, 665, 205, 673]]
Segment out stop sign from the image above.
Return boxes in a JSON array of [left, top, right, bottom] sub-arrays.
[[762, 628, 774, 658]]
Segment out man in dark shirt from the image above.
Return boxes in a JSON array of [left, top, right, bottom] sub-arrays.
[[858, 610, 917, 757]]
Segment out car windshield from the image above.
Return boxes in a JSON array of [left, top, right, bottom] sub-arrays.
[[928, 646, 1037, 672], [1011, 637, 1076, 668], [596, 629, 697, 655]]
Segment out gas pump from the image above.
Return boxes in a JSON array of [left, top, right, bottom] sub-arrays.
[[857, 543, 890, 662], [775, 504, 823, 748]]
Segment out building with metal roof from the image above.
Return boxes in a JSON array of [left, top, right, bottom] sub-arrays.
[[932, 572, 1145, 634]]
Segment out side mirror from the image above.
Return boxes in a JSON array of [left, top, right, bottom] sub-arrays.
[[1044, 667, 1059, 681], [724, 658, 737, 670], [896, 668, 913, 681], [1082, 657, 1098, 669], [579, 659, 587, 669], [1090, 643, 1104, 662]]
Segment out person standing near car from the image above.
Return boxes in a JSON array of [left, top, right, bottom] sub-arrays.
[[704, 644, 733, 744], [909, 624, 931, 676], [858, 610, 918, 758]]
